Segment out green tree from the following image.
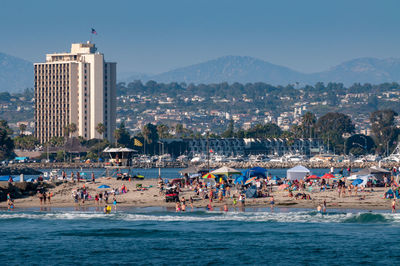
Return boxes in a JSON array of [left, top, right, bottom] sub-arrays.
[[96, 123, 106, 136], [19, 123, 27, 136], [0, 120, 14, 160], [345, 134, 375, 155], [315, 112, 355, 154], [56, 150, 64, 161], [69, 123, 77, 136], [370, 109, 399, 155], [114, 122, 131, 147], [301, 111, 316, 139], [221, 119, 234, 138], [142, 123, 158, 144], [156, 124, 170, 139], [13, 135, 39, 150]]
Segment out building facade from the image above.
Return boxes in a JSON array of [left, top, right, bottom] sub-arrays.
[[34, 42, 116, 143]]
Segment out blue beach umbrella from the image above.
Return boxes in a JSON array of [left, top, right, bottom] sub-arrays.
[[98, 185, 110, 189], [352, 179, 363, 186]]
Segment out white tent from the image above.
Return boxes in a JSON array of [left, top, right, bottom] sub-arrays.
[[287, 165, 310, 180]]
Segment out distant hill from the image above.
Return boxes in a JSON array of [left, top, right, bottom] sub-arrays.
[[125, 56, 400, 86], [150, 55, 304, 85], [3, 51, 400, 92], [311, 57, 400, 85], [0, 53, 33, 92]]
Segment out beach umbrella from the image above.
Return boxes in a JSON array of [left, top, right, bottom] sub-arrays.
[[306, 175, 320, 180], [210, 166, 241, 176], [245, 176, 257, 185], [278, 184, 289, 190], [352, 179, 363, 186], [98, 185, 110, 189], [322, 173, 335, 179], [202, 173, 216, 179]]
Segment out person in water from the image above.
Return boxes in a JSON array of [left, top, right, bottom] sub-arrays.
[[269, 196, 275, 211], [317, 204, 322, 213], [392, 199, 396, 213], [223, 204, 228, 212], [322, 200, 327, 213], [104, 205, 111, 214]]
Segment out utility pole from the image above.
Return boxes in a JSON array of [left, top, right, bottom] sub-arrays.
[[207, 131, 210, 172]]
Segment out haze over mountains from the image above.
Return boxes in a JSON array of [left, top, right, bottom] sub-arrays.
[[2, 52, 400, 92]]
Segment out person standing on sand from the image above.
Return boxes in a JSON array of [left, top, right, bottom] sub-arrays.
[[392, 199, 396, 213], [91, 172, 95, 183]]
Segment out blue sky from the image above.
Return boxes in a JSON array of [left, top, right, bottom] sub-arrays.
[[1, 0, 400, 74]]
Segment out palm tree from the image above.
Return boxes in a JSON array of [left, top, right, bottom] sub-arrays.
[[96, 123, 106, 137], [63, 125, 70, 137], [19, 123, 27, 136], [69, 123, 77, 137], [301, 112, 316, 139]]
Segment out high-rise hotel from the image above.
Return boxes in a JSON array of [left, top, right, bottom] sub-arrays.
[[34, 42, 116, 143]]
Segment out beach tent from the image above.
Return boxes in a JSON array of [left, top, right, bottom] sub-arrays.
[[210, 166, 241, 176], [98, 185, 110, 188], [287, 165, 310, 180], [243, 167, 267, 179], [234, 175, 246, 185], [179, 166, 202, 175], [245, 186, 257, 198]]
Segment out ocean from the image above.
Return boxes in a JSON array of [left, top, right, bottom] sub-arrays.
[[29, 167, 344, 181], [1, 207, 399, 265]]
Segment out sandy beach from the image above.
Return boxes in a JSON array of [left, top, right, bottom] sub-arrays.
[[8, 178, 395, 211]]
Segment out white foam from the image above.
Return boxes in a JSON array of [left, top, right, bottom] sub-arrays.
[[0, 211, 399, 224]]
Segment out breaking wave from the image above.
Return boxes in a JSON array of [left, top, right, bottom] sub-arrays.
[[0, 210, 399, 224]]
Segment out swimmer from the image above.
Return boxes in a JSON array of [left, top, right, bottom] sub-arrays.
[[223, 204, 228, 212], [323, 200, 327, 213], [317, 204, 322, 213]]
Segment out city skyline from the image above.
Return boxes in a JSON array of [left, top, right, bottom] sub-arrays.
[[1, 0, 400, 75]]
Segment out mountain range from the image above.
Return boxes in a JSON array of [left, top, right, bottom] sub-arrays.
[[0, 53, 33, 92], [2, 52, 400, 92]]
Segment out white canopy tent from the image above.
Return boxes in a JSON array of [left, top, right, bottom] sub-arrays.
[[287, 165, 310, 180]]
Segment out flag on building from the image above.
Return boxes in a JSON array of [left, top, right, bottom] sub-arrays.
[[91, 28, 97, 35], [134, 138, 143, 147]]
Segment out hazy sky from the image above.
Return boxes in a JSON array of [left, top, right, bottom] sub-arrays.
[[1, 0, 400, 74]]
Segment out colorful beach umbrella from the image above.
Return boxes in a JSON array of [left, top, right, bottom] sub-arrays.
[[322, 173, 335, 179], [202, 173, 216, 179], [306, 175, 320, 180], [245, 176, 257, 185], [352, 179, 363, 186]]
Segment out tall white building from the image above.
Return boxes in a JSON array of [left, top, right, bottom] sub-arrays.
[[34, 42, 116, 143]]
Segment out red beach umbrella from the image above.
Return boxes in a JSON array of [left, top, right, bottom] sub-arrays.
[[321, 173, 335, 179]]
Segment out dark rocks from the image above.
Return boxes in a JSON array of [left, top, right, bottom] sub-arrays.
[[0, 166, 42, 175]]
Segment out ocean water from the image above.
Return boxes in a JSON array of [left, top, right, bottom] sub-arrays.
[[1, 208, 399, 265], [27, 167, 342, 181]]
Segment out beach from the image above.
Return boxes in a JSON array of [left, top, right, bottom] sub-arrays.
[[7, 178, 395, 211]]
